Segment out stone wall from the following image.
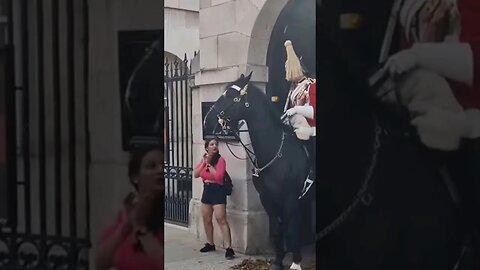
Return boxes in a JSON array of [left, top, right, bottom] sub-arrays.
[[164, 0, 199, 60]]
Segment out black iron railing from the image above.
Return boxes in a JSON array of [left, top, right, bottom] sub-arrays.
[[0, 0, 91, 268], [164, 54, 194, 226]]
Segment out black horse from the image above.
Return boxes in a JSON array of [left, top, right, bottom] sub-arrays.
[[315, 23, 477, 269], [203, 72, 313, 270]]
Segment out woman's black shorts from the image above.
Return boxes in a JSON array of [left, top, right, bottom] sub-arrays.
[[201, 182, 227, 205]]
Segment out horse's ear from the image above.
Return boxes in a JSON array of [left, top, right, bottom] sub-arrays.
[[246, 71, 253, 81], [240, 73, 245, 79]]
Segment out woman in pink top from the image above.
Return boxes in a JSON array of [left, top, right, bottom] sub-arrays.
[[193, 139, 235, 259], [95, 146, 164, 270]]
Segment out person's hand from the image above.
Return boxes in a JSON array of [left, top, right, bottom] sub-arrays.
[[285, 107, 297, 117], [411, 107, 471, 151], [206, 163, 213, 171], [294, 126, 315, 139], [281, 112, 291, 125], [205, 153, 213, 164], [385, 49, 418, 76]]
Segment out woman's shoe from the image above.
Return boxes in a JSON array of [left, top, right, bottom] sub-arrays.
[[225, 247, 235, 260], [200, 243, 216, 252]]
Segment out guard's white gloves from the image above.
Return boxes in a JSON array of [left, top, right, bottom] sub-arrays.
[[385, 42, 473, 86]]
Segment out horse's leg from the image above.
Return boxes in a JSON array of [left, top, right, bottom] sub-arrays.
[[284, 196, 303, 269], [271, 215, 286, 270], [258, 192, 285, 270]]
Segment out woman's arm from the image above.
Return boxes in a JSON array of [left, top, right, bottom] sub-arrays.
[[193, 157, 206, 178], [94, 211, 131, 270]]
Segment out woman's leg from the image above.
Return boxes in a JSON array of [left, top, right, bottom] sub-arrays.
[[213, 204, 232, 248], [201, 203, 214, 244]]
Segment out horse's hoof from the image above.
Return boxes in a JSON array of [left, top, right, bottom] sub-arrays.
[[271, 264, 283, 270], [289, 262, 302, 270]]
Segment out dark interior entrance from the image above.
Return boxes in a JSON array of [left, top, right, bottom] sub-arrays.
[[266, 0, 316, 246], [266, 0, 316, 112]]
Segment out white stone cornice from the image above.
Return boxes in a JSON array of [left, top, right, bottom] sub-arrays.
[[165, 0, 200, 12], [195, 64, 268, 86]]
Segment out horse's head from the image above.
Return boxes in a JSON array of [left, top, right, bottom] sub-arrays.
[[203, 72, 253, 134]]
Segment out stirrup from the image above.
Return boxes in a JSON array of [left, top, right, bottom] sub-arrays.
[[298, 178, 314, 199]]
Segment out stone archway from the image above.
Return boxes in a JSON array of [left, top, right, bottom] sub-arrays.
[[164, 51, 187, 70], [164, 51, 181, 62], [266, 0, 316, 112], [247, 0, 289, 65], [247, 0, 317, 246], [245, 0, 315, 107]]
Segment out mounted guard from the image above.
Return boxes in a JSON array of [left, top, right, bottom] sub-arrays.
[[281, 40, 316, 198]]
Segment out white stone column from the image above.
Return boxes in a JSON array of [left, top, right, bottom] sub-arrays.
[[189, 0, 288, 255], [164, 0, 199, 61]]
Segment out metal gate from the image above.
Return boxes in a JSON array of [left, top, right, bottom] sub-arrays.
[[0, 0, 90, 269], [164, 54, 193, 226]]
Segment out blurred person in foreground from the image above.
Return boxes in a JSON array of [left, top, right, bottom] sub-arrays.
[[95, 146, 164, 270]]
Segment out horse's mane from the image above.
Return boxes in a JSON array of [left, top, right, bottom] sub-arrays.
[[246, 83, 285, 128]]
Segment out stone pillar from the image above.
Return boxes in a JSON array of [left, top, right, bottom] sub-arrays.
[[189, 0, 288, 255]]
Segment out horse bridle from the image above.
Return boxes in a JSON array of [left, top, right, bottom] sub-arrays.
[[203, 84, 286, 177]]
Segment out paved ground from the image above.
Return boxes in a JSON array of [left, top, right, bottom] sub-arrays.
[[164, 223, 316, 270]]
